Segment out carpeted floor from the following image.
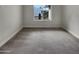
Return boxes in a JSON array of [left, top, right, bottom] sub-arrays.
[[0, 28, 79, 54]]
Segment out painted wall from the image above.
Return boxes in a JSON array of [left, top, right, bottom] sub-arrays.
[[23, 5, 62, 28], [62, 5, 79, 38], [0, 5, 23, 47]]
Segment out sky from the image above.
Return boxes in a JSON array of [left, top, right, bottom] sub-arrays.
[[34, 5, 42, 16]]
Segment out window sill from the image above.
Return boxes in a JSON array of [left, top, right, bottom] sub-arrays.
[[33, 19, 52, 21]]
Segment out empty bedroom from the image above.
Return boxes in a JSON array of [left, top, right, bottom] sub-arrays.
[[0, 5, 79, 54]]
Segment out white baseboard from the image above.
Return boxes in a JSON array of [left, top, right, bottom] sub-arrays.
[[0, 26, 23, 47], [63, 27, 79, 39], [23, 26, 62, 28], [67, 29, 79, 39]]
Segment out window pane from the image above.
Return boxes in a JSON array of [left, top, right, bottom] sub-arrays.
[[33, 5, 50, 20]]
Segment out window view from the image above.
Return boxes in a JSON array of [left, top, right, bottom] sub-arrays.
[[33, 5, 51, 20]]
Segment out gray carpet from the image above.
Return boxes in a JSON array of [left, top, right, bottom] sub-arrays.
[[0, 28, 79, 54]]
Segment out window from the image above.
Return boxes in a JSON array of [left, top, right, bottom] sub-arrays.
[[33, 5, 51, 21]]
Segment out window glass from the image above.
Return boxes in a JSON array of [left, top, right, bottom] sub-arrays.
[[33, 5, 50, 20]]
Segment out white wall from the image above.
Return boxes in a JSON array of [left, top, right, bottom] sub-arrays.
[[62, 5, 79, 38], [23, 5, 62, 28], [0, 5, 23, 47]]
